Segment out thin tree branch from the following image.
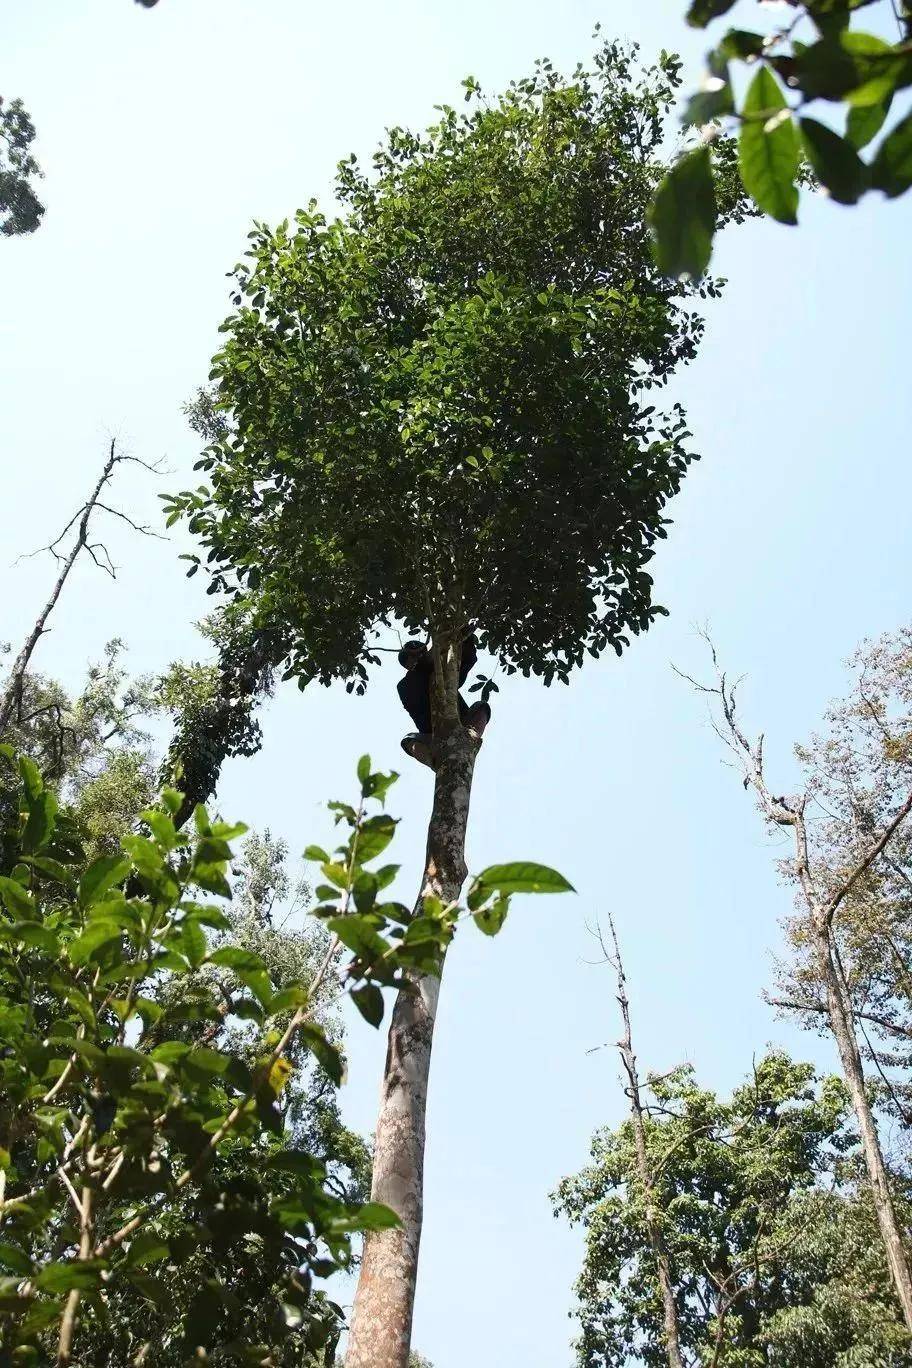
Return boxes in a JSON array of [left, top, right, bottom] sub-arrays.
[[1, 441, 163, 737]]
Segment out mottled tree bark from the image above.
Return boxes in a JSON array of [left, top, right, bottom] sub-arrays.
[[346, 636, 479, 1368]]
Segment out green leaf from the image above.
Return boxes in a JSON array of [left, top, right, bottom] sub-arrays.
[[185, 1046, 228, 1075], [800, 117, 868, 203], [298, 1022, 346, 1086], [9, 922, 58, 954], [303, 845, 330, 862], [36, 1259, 108, 1293], [268, 984, 309, 1015], [0, 876, 36, 919], [357, 754, 372, 786], [470, 861, 575, 897], [473, 895, 510, 936], [22, 790, 58, 855], [353, 872, 379, 913], [683, 66, 734, 128], [795, 32, 908, 107], [140, 809, 180, 850], [209, 946, 273, 1004], [320, 863, 349, 891], [69, 919, 122, 967], [179, 918, 208, 968], [719, 30, 765, 61], [347, 1202, 400, 1232], [18, 754, 42, 803], [62, 985, 96, 1030], [648, 146, 716, 279], [30, 856, 75, 886], [150, 1041, 190, 1065], [351, 983, 384, 1027], [739, 67, 799, 224], [0, 1243, 31, 1275], [326, 915, 390, 964], [686, 0, 737, 25], [106, 1044, 156, 1075], [871, 109, 912, 198], [354, 815, 397, 863], [192, 861, 232, 899], [79, 855, 130, 908], [846, 97, 890, 149]]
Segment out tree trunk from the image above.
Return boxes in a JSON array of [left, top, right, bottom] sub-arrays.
[[346, 638, 479, 1368], [605, 916, 684, 1368], [815, 919, 912, 1330]]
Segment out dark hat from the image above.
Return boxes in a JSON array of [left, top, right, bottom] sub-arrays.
[[398, 640, 427, 667]]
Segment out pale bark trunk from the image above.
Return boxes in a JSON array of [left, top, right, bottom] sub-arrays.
[[815, 919, 912, 1330], [605, 916, 684, 1368], [346, 638, 479, 1368]]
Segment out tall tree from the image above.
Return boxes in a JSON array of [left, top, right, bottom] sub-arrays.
[[681, 636, 912, 1329], [170, 43, 741, 1365], [555, 1052, 910, 1368]]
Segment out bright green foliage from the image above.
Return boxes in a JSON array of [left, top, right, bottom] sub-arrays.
[[555, 1052, 911, 1366], [653, 1, 912, 273], [65, 828, 366, 1366], [0, 642, 159, 867], [167, 43, 720, 691], [0, 751, 391, 1363], [0, 96, 44, 237], [305, 755, 570, 1026], [0, 745, 567, 1361]]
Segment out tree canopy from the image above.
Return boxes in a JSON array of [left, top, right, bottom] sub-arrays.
[[170, 42, 732, 691], [555, 1051, 911, 1367], [0, 96, 44, 238]]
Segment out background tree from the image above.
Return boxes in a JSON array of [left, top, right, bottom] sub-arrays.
[[555, 1051, 910, 1367], [770, 629, 912, 1144], [681, 634, 912, 1329], [651, 0, 912, 276], [0, 95, 43, 238], [169, 41, 746, 1365]]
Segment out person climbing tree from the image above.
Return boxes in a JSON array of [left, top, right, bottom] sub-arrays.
[[398, 633, 490, 768], [168, 40, 748, 1368]]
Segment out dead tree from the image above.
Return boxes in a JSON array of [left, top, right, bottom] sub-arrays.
[[595, 913, 685, 1368], [0, 440, 162, 738], [679, 637, 912, 1331]]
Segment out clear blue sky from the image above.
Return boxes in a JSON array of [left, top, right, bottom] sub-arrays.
[[3, 3, 911, 1365]]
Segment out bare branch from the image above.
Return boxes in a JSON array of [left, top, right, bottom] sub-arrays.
[[823, 790, 912, 929], [0, 441, 162, 737]]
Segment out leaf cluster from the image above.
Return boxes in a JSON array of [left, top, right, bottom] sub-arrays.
[[0, 750, 392, 1365], [554, 1052, 911, 1367], [653, 0, 912, 275]]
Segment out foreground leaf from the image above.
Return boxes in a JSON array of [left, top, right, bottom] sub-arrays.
[[648, 145, 716, 278], [739, 67, 799, 224]]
